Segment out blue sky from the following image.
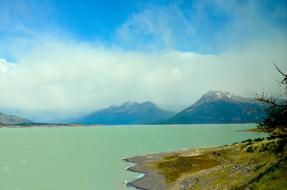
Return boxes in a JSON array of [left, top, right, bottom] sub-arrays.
[[0, 0, 287, 121], [54, 0, 141, 40], [1, 0, 286, 58]]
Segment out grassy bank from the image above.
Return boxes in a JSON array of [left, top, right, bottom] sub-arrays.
[[141, 136, 287, 190]]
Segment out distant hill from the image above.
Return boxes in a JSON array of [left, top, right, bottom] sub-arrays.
[[0, 112, 33, 125], [164, 90, 266, 124], [73, 101, 175, 125]]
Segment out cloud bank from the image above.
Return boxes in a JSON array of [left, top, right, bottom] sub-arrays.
[[0, 39, 286, 121], [0, 1, 286, 121]]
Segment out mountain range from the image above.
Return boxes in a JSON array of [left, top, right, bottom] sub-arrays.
[[73, 91, 266, 125], [74, 101, 175, 125], [0, 112, 33, 125], [0, 90, 268, 125]]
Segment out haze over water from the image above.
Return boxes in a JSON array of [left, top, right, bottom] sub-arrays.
[[0, 124, 267, 190]]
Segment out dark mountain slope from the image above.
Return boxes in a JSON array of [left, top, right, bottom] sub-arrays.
[[165, 91, 266, 124], [74, 101, 175, 125]]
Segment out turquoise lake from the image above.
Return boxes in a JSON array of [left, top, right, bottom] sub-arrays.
[[0, 124, 267, 190]]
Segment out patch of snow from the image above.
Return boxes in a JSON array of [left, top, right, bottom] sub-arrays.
[[122, 101, 137, 107], [185, 108, 193, 112]]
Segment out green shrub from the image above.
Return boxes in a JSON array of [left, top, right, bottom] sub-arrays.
[[259, 143, 269, 152], [267, 136, 276, 140], [247, 146, 254, 153], [242, 139, 253, 143], [254, 138, 264, 142], [273, 138, 287, 154]]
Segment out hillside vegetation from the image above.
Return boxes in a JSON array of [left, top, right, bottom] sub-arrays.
[[144, 66, 287, 190]]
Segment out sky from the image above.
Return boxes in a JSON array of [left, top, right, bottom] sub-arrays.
[[0, 0, 286, 121]]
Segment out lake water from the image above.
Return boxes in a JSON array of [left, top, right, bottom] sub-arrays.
[[0, 124, 267, 190]]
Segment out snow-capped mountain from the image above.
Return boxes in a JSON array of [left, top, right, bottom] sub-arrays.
[[164, 90, 266, 124]]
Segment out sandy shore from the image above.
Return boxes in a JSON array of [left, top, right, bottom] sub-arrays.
[[124, 154, 168, 190]]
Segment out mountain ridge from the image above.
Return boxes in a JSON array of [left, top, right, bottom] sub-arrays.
[[73, 101, 175, 125], [163, 90, 266, 124], [0, 112, 33, 125]]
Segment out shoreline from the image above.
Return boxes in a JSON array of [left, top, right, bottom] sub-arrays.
[[124, 146, 223, 190], [124, 135, 283, 190], [124, 154, 168, 190], [124, 128, 268, 190], [0, 124, 98, 128]]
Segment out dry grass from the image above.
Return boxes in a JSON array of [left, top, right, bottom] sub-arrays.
[[145, 137, 287, 190], [152, 154, 219, 183]]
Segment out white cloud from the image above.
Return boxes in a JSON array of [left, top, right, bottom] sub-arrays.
[[116, 4, 190, 50], [115, 1, 287, 53], [0, 38, 286, 121], [0, 59, 14, 73], [0, 1, 286, 122], [0, 0, 59, 60]]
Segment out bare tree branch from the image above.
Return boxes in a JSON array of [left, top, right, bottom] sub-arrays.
[[274, 64, 287, 84], [256, 92, 278, 106]]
